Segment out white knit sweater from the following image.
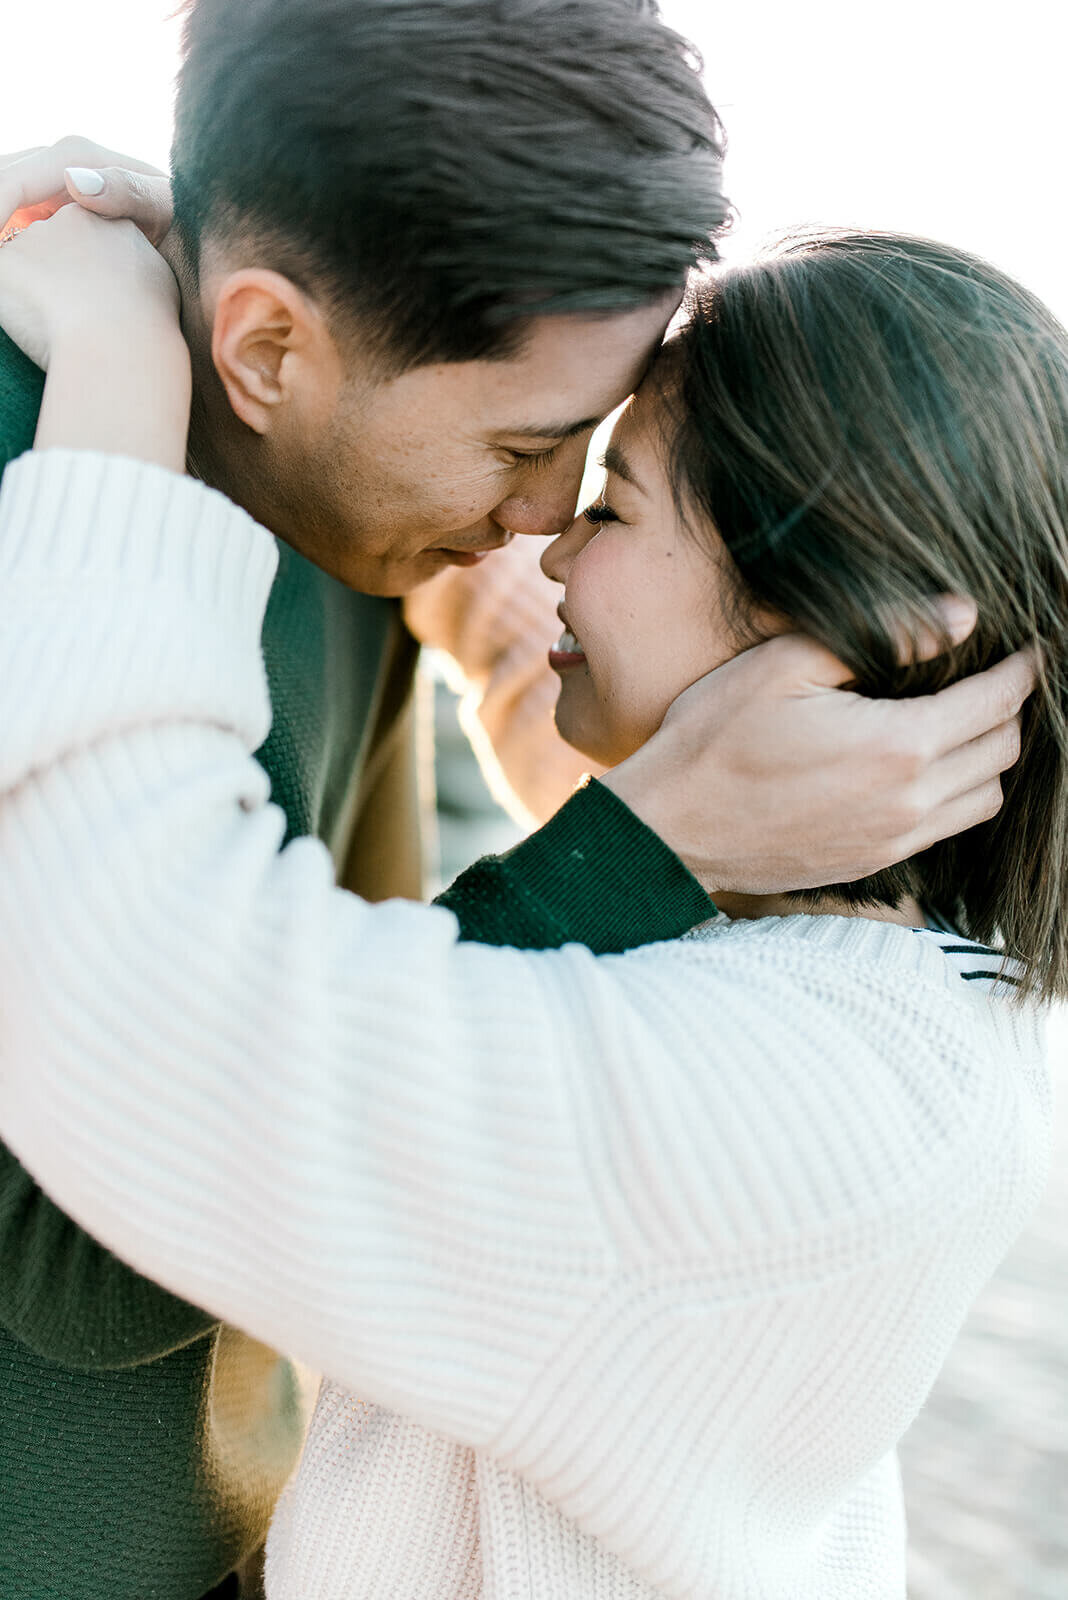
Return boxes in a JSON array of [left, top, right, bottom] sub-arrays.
[[0, 452, 1051, 1600]]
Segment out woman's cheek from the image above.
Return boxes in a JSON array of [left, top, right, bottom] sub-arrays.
[[568, 534, 642, 641]]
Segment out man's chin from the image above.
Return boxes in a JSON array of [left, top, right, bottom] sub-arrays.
[[348, 548, 502, 597], [322, 551, 443, 598]]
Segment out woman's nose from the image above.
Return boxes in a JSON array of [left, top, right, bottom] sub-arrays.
[[540, 513, 589, 583]]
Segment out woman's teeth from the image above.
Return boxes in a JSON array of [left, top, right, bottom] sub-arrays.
[[555, 628, 582, 653]]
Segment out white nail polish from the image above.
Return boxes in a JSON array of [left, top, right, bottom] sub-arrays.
[[65, 167, 106, 197]]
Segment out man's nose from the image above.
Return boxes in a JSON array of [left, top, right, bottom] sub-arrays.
[[492, 489, 578, 539], [492, 448, 588, 538]]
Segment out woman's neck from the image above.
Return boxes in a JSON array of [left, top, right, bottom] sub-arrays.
[[711, 889, 927, 929]]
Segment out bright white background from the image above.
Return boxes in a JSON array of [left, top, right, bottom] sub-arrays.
[[2, 0, 1063, 321], [1, 2, 180, 172], [2, 7, 1065, 1589], [667, 0, 1066, 322]]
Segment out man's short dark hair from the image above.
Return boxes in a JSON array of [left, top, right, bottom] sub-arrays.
[[171, 0, 728, 370]]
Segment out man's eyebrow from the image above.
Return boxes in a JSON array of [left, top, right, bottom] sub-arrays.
[[498, 416, 602, 441], [600, 442, 645, 493]]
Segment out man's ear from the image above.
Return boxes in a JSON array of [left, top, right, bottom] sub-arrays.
[[209, 269, 341, 434]]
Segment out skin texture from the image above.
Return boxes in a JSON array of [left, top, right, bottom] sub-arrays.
[[0, 149, 1038, 898], [542, 386, 927, 924], [0, 138, 171, 241], [0, 207, 191, 474], [177, 244, 682, 596], [543, 388, 744, 768]]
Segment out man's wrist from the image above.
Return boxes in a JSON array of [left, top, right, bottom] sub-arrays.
[[599, 747, 727, 896]]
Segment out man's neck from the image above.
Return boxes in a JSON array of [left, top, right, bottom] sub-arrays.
[[160, 231, 234, 498]]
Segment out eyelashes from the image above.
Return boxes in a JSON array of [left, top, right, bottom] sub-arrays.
[[582, 499, 620, 525], [507, 445, 559, 471]]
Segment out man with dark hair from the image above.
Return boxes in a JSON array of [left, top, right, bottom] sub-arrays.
[[0, 7, 725, 1596], [172, 0, 725, 371], [161, 0, 725, 600], [0, 3, 1028, 1596]]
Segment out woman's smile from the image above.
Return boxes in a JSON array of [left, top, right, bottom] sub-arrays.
[[549, 609, 587, 669]]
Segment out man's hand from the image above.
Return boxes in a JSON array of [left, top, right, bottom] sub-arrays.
[[602, 621, 1036, 895], [1, 136, 173, 246]]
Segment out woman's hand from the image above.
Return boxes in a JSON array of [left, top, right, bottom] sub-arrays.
[[0, 201, 181, 369], [1, 136, 173, 246], [0, 205, 190, 472]]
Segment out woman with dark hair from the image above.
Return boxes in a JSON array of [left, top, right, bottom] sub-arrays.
[[0, 218, 1053, 1600], [544, 229, 1068, 1003]]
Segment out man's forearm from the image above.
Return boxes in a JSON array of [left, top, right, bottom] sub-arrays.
[[0, 1142, 216, 1367]]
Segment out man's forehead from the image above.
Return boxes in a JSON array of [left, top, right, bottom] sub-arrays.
[[382, 293, 677, 442], [496, 416, 604, 441], [477, 332, 669, 441]]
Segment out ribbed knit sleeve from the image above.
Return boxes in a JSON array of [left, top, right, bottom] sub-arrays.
[[0, 450, 276, 790], [0, 449, 274, 1367], [0, 453, 1050, 1599]]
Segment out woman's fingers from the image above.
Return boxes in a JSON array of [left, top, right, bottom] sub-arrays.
[[5, 201, 65, 229], [0, 136, 167, 235], [63, 168, 175, 247]]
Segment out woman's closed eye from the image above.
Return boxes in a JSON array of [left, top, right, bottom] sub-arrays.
[[582, 498, 620, 525]]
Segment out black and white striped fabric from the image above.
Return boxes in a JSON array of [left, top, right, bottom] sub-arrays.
[[915, 906, 1023, 991]]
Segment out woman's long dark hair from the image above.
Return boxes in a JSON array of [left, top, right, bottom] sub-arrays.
[[662, 231, 1068, 1002]]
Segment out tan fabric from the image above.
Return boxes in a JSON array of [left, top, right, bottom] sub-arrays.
[[334, 620, 424, 904]]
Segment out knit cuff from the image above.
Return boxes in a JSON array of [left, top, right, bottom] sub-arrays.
[[440, 778, 715, 954], [0, 448, 275, 597]]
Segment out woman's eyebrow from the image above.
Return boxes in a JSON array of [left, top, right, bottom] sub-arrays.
[[600, 442, 645, 493]]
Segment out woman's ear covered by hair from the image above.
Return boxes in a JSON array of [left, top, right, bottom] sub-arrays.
[[663, 235, 1068, 1000]]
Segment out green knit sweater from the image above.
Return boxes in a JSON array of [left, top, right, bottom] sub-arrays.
[[0, 329, 712, 1599]]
